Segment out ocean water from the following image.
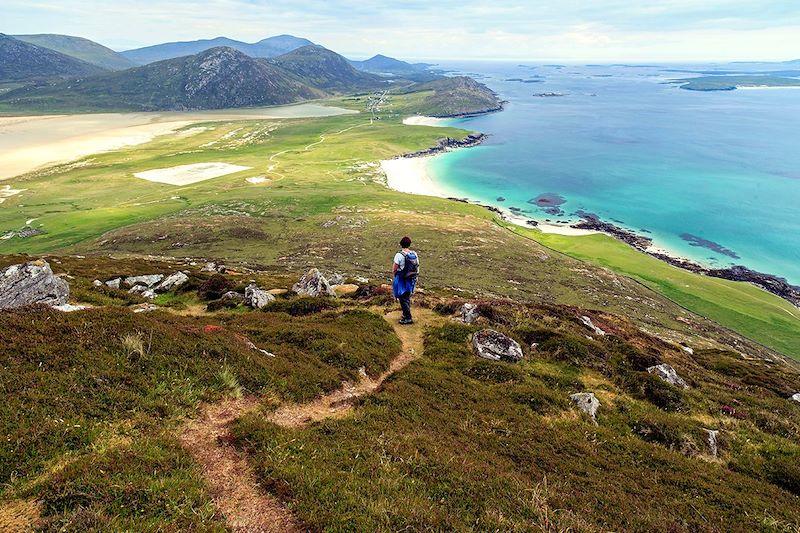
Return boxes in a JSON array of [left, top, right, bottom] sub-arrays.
[[427, 61, 800, 285]]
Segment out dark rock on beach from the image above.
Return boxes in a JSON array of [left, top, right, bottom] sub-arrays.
[[572, 211, 653, 251]]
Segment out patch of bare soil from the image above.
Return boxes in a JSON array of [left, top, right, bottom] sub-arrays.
[[179, 397, 302, 533]]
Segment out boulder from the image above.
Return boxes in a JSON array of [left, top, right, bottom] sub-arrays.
[[201, 262, 217, 272], [326, 272, 346, 286], [105, 277, 122, 289], [647, 363, 689, 389], [157, 271, 189, 292], [461, 303, 480, 324], [124, 274, 163, 288], [53, 303, 87, 312], [221, 291, 245, 303], [472, 329, 524, 363], [790, 393, 800, 403], [92, 279, 103, 287], [703, 429, 720, 457], [580, 315, 606, 336], [292, 269, 336, 298], [245, 284, 275, 309], [128, 285, 156, 299], [570, 392, 600, 422], [0, 260, 69, 309]]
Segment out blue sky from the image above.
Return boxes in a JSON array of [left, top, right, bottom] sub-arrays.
[[4, 0, 800, 61]]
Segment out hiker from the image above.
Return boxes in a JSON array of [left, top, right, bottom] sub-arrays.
[[392, 236, 419, 325]]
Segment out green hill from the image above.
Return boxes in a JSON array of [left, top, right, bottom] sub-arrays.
[[395, 75, 503, 116], [0, 34, 105, 83], [269, 45, 385, 92], [13, 34, 135, 70]]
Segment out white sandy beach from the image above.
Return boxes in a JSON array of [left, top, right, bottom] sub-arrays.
[[402, 116, 449, 127], [381, 155, 597, 236], [0, 103, 356, 181]]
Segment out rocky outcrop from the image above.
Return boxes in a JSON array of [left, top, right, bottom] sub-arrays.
[[647, 364, 689, 389], [124, 274, 164, 288], [292, 269, 336, 298], [244, 284, 275, 309], [396, 133, 487, 159], [461, 303, 480, 324], [157, 271, 189, 292], [472, 329, 524, 362], [570, 392, 600, 423], [0, 260, 69, 309]]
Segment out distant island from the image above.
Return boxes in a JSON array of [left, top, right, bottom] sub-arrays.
[[679, 75, 800, 91]]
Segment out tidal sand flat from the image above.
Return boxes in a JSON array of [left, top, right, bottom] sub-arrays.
[[0, 103, 356, 181], [134, 163, 253, 186]]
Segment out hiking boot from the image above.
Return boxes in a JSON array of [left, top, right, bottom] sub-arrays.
[[399, 318, 414, 325]]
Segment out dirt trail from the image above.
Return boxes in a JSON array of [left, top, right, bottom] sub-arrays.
[[178, 307, 433, 532], [179, 397, 302, 533], [268, 308, 432, 428]]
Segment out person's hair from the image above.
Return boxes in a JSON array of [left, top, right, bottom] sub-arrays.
[[400, 236, 412, 248]]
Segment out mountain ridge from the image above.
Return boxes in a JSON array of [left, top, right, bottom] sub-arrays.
[[122, 34, 314, 65], [12, 33, 136, 70]]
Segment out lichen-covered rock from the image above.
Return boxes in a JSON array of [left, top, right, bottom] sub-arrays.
[[791, 393, 800, 403], [105, 277, 122, 289], [461, 303, 480, 324], [221, 291, 244, 303], [292, 269, 336, 298], [0, 260, 69, 309], [245, 284, 275, 309], [570, 392, 600, 422], [472, 329, 524, 362], [647, 363, 689, 389], [124, 274, 163, 288], [128, 285, 156, 299], [157, 271, 189, 292], [704, 429, 720, 457], [326, 272, 346, 286], [92, 279, 103, 287]]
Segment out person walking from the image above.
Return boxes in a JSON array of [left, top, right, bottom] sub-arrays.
[[392, 236, 419, 325]]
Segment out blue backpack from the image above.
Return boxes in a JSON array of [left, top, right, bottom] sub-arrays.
[[400, 251, 419, 279]]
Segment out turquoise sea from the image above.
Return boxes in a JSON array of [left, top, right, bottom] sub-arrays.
[[427, 61, 800, 285]]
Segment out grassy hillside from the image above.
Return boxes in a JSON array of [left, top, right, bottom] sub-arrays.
[[512, 226, 800, 358], [0, 34, 105, 83], [269, 45, 385, 92], [394, 76, 503, 116], [0, 257, 797, 530], [13, 34, 135, 70]]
